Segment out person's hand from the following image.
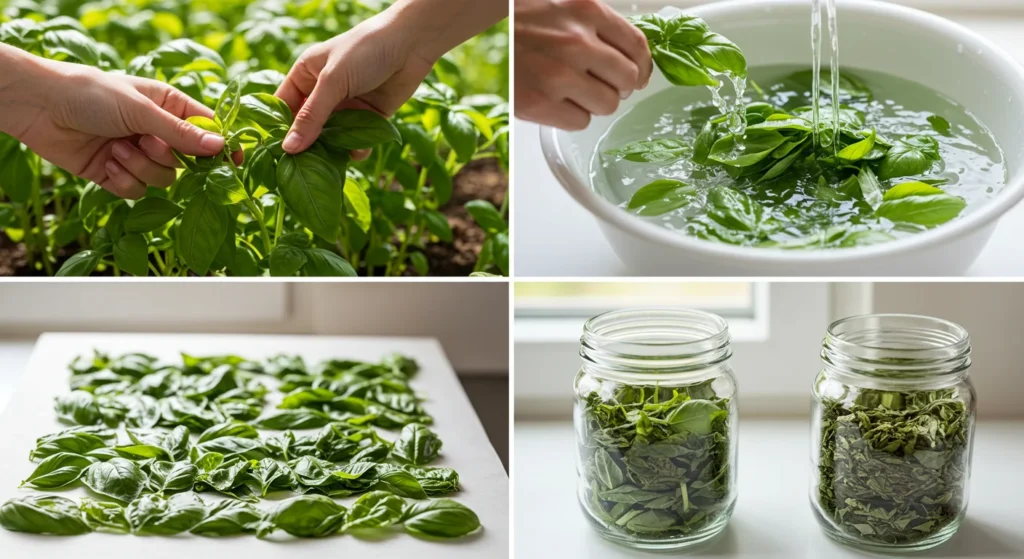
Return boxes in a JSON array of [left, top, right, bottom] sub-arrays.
[[275, 13, 434, 157], [514, 0, 652, 130], [9, 60, 225, 199]]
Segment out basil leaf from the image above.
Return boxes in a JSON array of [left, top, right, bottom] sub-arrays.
[[82, 458, 147, 503], [252, 408, 332, 430], [191, 499, 265, 536], [80, 498, 129, 533], [126, 492, 207, 535], [402, 499, 480, 539], [319, 110, 402, 150], [261, 495, 347, 538], [239, 93, 293, 131], [198, 420, 259, 443], [393, 423, 443, 466], [55, 250, 101, 276], [0, 495, 92, 535], [206, 167, 247, 205], [148, 461, 198, 493], [302, 248, 357, 277], [626, 179, 696, 216], [606, 138, 688, 163], [879, 135, 941, 180], [876, 182, 966, 226], [178, 192, 230, 276], [276, 152, 343, 242], [124, 197, 182, 233], [21, 452, 94, 489], [341, 491, 405, 532]]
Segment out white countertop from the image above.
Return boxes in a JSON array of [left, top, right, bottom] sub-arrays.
[[514, 420, 1024, 558], [0, 333, 509, 558], [513, 14, 1024, 278]]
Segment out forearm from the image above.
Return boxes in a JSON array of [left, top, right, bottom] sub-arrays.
[[386, 0, 508, 62], [0, 44, 51, 140]]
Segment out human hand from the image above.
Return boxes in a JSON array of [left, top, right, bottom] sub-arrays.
[[275, 12, 434, 157], [514, 0, 652, 130], [6, 59, 226, 199]]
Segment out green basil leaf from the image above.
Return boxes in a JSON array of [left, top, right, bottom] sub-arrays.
[[191, 499, 265, 536], [441, 108, 478, 163], [151, 39, 224, 69], [198, 420, 259, 443], [276, 152, 343, 242], [148, 461, 198, 493], [393, 424, 442, 466], [341, 491, 405, 532], [113, 233, 149, 276], [178, 192, 230, 276], [465, 200, 506, 233], [876, 182, 966, 226], [206, 167, 247, 205], [126, 492, 207, 535], [606, 138, 688, 163], [252, 408, 332, 430], [80, 497, 129, 533], [879, 135, 941, 180], [21, 452, 94, 489], [261, 495, 347, 538], [302, 248, 357, 277], [56, 250, 101, 276], [269, 244, 307, 277], [627, 179, 697, 216], [837, 129, 877, 162], [402, 499, 480, 539], [423, 209, 453, 242], [0, 495, 92, 535], [239, 93, 293, 131], [124, 197, 183, 233], [82, 458, 147, 503], [320, 110, 402, 150]]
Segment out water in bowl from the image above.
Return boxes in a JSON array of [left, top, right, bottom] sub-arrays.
[[592, 65, 1007, 249]]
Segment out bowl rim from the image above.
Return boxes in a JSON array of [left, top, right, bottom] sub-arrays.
[[539, 0, 1024, 265]]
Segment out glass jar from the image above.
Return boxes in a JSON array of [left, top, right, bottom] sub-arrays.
[[811, 314, 976, 552], [573, 308, 738, 550]]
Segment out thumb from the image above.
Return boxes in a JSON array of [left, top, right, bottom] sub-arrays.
[[283, 77, 346, 154], [127, 100, 225, 157]]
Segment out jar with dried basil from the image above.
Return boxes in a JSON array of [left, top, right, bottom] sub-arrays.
[[574, 308, 737, 550], [811, 314, 976, 552]]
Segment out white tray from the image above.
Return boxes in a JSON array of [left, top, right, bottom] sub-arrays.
[[0, 333, 509, 558]]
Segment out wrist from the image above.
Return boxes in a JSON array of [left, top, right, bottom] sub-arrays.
[[0, 45, 55, 140]]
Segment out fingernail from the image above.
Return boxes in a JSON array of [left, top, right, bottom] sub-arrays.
[[105, 160, 122, 176], [200, 133, 224, 152], [282, 132, 303, 153], [620, 90, 631, 100]]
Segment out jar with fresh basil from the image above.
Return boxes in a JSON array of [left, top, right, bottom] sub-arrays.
[[574, 308, 738, 550], [811, 314, 976, 552]]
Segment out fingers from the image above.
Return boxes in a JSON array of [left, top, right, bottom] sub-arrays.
[[110, 140, 177, 188], [127, 80, 224, 157], [283, 77, 346, 154], [516, 88, 592, 131], [574, 41, 641, 96], [102, 160, 147, 200], [593, 10, 653, 89], [137, 135, 180, 168]]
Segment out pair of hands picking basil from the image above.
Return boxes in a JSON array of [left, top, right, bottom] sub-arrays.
[[608, 14, 971, 250], [1, 351, 481, 540]]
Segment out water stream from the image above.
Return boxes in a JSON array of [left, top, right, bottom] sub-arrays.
[[811, 0, 842, 152]]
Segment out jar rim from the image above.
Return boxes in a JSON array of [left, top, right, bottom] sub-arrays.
[[580, 308, 732, 378], [583, 308, 729, 348], [823, 313, 971, 378]]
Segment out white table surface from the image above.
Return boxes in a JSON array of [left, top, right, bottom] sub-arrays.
[[514, 420, 1024, 559], [513, 15, 1024, 278], [0, 333, 509, 558]]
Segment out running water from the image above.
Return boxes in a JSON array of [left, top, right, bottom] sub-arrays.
[[707, 72, 748, 137], [811, 0, 841, 153], [825, 0, 841, 154]]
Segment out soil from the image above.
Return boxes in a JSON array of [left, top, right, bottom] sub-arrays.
[[0, 160, 508, 277], [419, 158, 507, 276]]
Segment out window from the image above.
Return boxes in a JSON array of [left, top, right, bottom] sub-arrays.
[[514, 282, 852, 418]]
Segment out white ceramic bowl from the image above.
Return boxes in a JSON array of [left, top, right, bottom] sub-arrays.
[[540, 0, 1024, 276]]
